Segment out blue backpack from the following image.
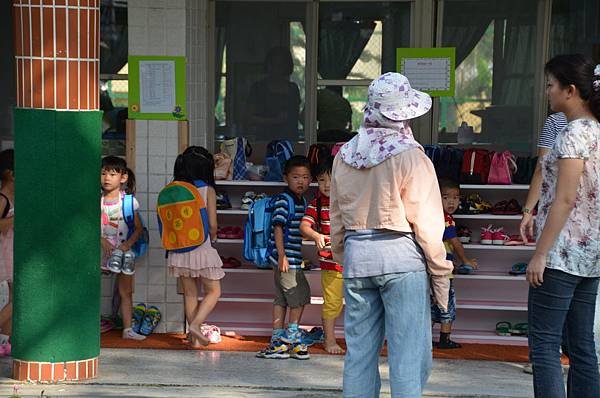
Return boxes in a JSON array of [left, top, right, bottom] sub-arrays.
[[243, 193, 297, 268], [264, 140, 294, 181], [123, 194, 149, 257]]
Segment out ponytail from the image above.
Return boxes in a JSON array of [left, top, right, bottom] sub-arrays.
[[125, 167, 136, 195]]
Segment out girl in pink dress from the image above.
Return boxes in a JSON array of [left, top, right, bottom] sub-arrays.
[[167, 146, 224, 347], [0, 149, 14, 348]]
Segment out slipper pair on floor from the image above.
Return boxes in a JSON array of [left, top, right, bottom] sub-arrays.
[[496, 321, 528, 336], [132, 303, 162, 336]]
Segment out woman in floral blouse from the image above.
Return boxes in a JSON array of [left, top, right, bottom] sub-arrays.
[[525, 54, 600, 398]]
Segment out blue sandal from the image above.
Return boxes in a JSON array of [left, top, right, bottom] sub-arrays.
[[509, 262, 528, 275]]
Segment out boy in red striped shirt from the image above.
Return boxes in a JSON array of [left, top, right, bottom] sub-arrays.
[[300, 157, 344, 354]]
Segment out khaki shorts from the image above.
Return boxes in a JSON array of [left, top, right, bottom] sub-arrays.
[[273, 268, 311, 308]]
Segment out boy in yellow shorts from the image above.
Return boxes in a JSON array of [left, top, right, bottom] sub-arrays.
[[300, 157, 344, 354]]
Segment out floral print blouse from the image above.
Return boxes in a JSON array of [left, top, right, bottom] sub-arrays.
[[537, 118, 600, 277]]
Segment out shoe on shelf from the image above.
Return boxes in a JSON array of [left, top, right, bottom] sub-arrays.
[[290, 343, 310, 360], [504, 199, 522, 215], [457, 264, 474, 275], [461, 194, 492, 214], [504, 235, 525, 246], [480, 225, 494, 245], [457, 226, 471, 243], [509, 262, 528, 276], [256, 339, 290, 359], [122, 327, 147, 340], [222, 257, 242, 269], [240, 191, 256, 210], [216, 191, 232, 210], [491, 200, 508, 215], [492, 227, 509, 245]]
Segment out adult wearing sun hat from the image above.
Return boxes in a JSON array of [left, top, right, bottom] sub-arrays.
[[330, 72, 453, 397]]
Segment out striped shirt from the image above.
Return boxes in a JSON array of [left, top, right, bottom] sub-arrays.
[[301, 195, 343, 272], [268, 190, 307, 269], [538, 112, 567, 149]]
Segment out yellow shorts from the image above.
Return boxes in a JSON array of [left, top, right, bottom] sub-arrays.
[[321, 270, 344, 320]]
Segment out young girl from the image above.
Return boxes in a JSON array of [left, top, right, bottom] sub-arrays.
[[101, 156, 145, 340], [0, 149, 14, 352], [168, 146, 223, 347]]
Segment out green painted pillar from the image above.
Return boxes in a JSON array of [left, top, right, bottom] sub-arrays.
[[11, 1, 102, 382]]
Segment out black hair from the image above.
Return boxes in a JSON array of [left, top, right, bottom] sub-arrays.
[[284, 155, 311, 176], [173, 146, 215, 187], [0, 149, 14, 180], [265, 47, 294, 76], [101, 156, 127, 173], [125, 167, 136, 195], [438, 178, 460, 191], [545, 54, 600, 121], [312, 156, 333, 179]]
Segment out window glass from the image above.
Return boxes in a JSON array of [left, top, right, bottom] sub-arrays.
[[214, 2, 307, 145], [439, 0, 538, 152], [549, 0, 600, 61]]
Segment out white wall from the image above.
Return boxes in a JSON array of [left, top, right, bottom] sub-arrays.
[[98, 0, 210, 332]]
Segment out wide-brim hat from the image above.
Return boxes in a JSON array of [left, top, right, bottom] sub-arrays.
[[365, 72, 432, 121]]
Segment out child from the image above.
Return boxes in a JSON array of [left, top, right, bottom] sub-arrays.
[[101, 156, 146, 340], [167, 146, 224, 347], [300, 156, 344, 354], [433, 178, 477, 349], [257, 155, 311, 360], [0, 149, 14, 350]]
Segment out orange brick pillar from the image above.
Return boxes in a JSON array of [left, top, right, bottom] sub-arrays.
[[11, 0, 101, 382]]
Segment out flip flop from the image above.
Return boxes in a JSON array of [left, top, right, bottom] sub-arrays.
[[131, 303, 147, 334], [496, 321, 512, 336], [510, 323, 528, 336], [457, 264, 474, 275], [509, 262, 528, 275], [139, 306, 162, 336]]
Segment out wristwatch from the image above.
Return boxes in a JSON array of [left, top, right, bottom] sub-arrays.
[[522, 207, 531, 214]]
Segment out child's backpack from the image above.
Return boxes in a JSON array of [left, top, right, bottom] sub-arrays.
[[243, 193, 296, 268], [264, 140, 294, 181], [123, 194, 149, 257], [460, 149, 493, 184], [221, 137, 252, 180], [487, 150, 517, 185], [308, 144, 331, 174], [156, 180, 209, 253]]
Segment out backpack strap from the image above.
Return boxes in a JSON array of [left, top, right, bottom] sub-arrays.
[[0, 192, 9, 219], [122, 193, 136, 237]]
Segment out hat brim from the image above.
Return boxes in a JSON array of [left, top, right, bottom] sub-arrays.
[[378, 89, 432, 121]]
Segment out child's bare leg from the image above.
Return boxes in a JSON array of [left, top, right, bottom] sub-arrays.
[[288, 306, 303, 325], [0, 283, 13, 335], [188, 278, 221, 346], [118, 274, 134, 329], [273, 305, 286, 331], [180, 277, 200, 344], [323, 317, 344, 354]]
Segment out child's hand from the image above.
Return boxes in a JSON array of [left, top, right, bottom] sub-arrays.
[[314, 234, 327, 250], [278, 256, 289, 273], [101, 238, 114, 256], [118, 242, 131, 252]]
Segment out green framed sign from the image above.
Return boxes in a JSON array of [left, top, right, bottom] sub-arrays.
[[396, 48, 456, 97], [128, 56, 187, 120]]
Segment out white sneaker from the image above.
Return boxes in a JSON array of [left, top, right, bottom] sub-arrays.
[[122, 327, 146, 340]]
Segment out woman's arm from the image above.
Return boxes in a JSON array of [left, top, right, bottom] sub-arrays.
[[520, 147, 550, 241], [206, 186, 218, 242], [527, 158, 584, 287]]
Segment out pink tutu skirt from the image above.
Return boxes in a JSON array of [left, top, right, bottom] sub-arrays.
[[168, 240, 225, 280]]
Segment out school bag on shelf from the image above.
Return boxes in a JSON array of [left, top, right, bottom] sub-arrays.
[[487, 150, 518, 185], [513, 156, 538, 184], [264, 140, 294, 181], [156, 180, 209, 253], [460, 148, 493, 184], [243, 193, 297, 268], [213, 152, 233, 180], [308, 144, 331, 173], [123, 194, 149, 257], [423, 145, 463, 182], [221, 137, 252, 180]]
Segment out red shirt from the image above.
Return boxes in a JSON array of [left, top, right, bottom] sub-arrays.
[[302, 195, 343, 272]]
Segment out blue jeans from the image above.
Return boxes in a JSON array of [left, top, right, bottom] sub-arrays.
[[343, 271, 431, 398], [528, 268, 600, 398]]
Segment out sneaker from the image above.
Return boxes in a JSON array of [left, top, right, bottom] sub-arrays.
[[480, 225, 494, 245], [131, 303, 146, 334], [280, 327, 303, 344], [457, 226, 471, 243], [256, 339, 290, 359], [290, 343, 310, 360], [121, 250, 136, 275], [240, 191, 256, 210], [107, 249, 124, 273], [216, 191, 232, 210], [122, 327, 146, 341], [492, 227, 509, 245], [139, 306, 162, 336], [436, 339, 462, 349]]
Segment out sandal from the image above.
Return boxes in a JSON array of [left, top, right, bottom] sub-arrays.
[[496, 321, 512, 336], [504, 199, 522, 215], [491, 200, 508, 215], [217, 227, 233, 239], [509, 262, 528, 275], [131, 303, 146, 334], [139, 306, 162, 336], [226, 226, 244, 239], [510, 323, 528, 336]]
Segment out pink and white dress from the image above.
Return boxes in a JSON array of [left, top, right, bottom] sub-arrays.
[[0, 194, 13, 283]]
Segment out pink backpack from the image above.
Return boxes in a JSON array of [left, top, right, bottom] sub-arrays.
[[487, 151, 517, 185]]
